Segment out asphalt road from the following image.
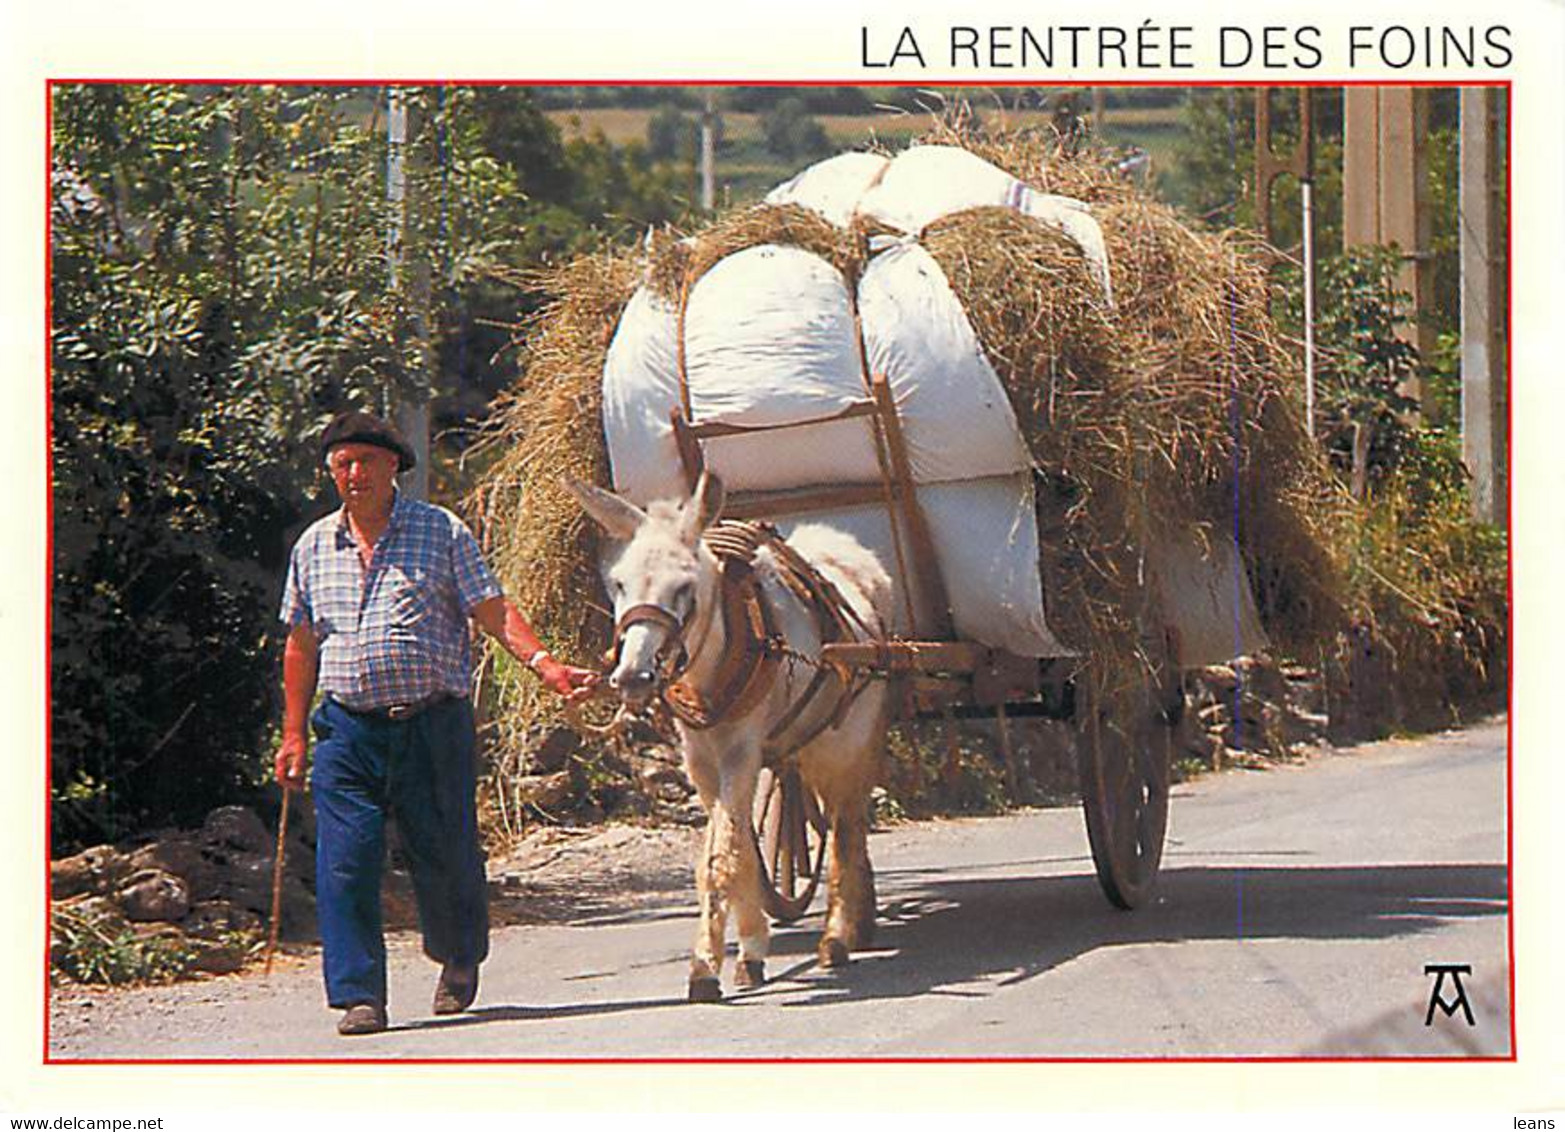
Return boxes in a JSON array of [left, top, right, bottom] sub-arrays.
[[49, 719, 1509, 1060]]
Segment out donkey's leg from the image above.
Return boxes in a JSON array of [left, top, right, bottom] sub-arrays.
[[725, 747, 770, 991], [841, 804, 877, 949], [817, 795, 875, 966], [684, 749, 725, 1002], [811, 723, 884, 968]]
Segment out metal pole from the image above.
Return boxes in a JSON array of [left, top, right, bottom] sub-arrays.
[[386, 87, 429, 498], [1302, 179, 1317, 438], [1460, 86, 1506, 526], [385, 88, 405, 423], [700, 90, 716, 213]]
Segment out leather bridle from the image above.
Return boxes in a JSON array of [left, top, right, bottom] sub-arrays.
[[610, 601, 693, 684]]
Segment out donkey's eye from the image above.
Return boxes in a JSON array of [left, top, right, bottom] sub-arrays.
[[673, 582, 695, 613]]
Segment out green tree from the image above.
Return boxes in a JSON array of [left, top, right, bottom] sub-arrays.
[[646, 104, 696, 163], [760, 97, 829, 163], [51, 84, 694, 851], [48, 85, 526, 850]]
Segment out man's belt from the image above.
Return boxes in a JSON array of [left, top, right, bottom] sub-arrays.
[[335, 693, 460, 722]]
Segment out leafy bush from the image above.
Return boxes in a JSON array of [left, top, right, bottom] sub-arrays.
[[50, 84, 694, 854], [51, 905, 198, 986], [49, 86, 519, 850], [1307, 246, 1422, 490], [646, 105, 696, 163]]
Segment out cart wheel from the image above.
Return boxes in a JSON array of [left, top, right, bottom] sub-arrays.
[[753, 764, 828, 923], [1078, 696, 1173, 910]]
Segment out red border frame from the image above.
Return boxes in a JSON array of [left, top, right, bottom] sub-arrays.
[[42, 77, 1517, 1067]]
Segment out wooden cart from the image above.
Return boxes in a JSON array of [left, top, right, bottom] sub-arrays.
[[671, 372, 1188, 919]]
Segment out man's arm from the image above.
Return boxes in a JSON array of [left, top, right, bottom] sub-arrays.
[[471, 596, 599, 701], [275, 622, 320, 790]]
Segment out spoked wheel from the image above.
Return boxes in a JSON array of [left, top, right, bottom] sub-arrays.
[[1078, 703, 1172, 909], [753, 764, 828, 923]]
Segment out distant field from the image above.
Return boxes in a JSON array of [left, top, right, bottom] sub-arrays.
[[548, 103, 1185, 147], [547, 103, 1190, 206]]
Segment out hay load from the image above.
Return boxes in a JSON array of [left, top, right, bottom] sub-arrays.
[[472, 126, 1354, 747]]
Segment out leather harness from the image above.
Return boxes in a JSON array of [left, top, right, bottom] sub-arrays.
[[610, 520, 880, 758]]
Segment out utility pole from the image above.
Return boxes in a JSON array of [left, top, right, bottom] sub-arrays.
[[1255, 88, 1317, 437], [700, 90, 717, 213], [386, 87, 431, 499], [1459, 87, 1508, 527], [1343, 87, 1436, 414]]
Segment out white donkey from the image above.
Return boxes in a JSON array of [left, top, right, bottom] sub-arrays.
[[567, 472, 893, 1002]]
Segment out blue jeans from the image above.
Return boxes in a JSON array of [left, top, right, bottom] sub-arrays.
[[309, 696, 489, 1009]]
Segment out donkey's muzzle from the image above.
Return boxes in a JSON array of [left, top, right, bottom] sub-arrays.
[[609, 666, 658, 704], [609, 602, 689, 707]]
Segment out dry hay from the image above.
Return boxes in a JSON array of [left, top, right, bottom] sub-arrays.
[[465, 205, 867, 773], [473, 123, 1493, 777], [921, 199, 1351, 705], [1345, 469, 1508, 722], [643, 203, 869, 304], [919, 115, 1353, 662], [467, 249, 640, 754]]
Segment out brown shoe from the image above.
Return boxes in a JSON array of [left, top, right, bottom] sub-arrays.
[[337, 1002, 387, 1036], [432, 963, 478, 1015]]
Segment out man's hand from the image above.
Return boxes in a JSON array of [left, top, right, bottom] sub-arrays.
[[537, 657, 600, 703], [275, 732, 309, 792], [278, 623, 319, 792], [472, 597, 601, 703]]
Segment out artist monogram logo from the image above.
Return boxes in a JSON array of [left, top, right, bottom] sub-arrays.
[[1424, 963, 1476, 1026]]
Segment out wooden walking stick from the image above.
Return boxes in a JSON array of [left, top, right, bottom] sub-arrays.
[[265, 788, 292, 976]]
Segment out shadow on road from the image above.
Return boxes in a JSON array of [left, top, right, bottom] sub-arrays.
[[419, 860, 1505, 1041], [743, 861, 1508, 1007], [398, 995, 694, 1033]]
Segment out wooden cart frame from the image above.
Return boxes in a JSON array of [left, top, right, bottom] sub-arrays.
[[671, 373, 1178, 918]]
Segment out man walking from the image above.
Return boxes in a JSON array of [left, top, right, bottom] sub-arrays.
[[275, 409, 597, 1036]]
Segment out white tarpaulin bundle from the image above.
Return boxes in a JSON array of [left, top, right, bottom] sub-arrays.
[[602, 146, 1122, 658], [766, 145, 1114, 302]]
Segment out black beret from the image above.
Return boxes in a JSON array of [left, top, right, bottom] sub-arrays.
[[320, 410, 417, 472]]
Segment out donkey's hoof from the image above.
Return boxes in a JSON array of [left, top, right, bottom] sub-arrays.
[[818, 937, 850, 969], [687, 975, 723, 1003], [734, 959, 766, 991], [848, 917, 876, 950]]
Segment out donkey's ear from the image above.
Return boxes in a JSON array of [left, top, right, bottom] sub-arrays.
[[680, 470, 725, 542], [562, 478, 646, 541]]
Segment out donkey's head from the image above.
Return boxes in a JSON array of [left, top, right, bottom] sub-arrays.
[[564, 472, 726, 708]]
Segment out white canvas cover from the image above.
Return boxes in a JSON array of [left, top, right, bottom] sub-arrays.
[[599, 145, 1149, 659], [763, 151, 891, 227], [774, 144, 1114, 305], [604, 242, 1033, 494], [602, 239, 1069, 656], [1147, 534, 1270, 667]]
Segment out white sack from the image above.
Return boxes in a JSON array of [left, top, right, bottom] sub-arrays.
[[1148, 534, 1269, 667], [856, 145, 1114, 304], [859, 241, 1032, 482], [764, 151, 890, 227], [602, 286, 686, 504], [683, 245, 883, 491], [607, 241, 1035, 499]]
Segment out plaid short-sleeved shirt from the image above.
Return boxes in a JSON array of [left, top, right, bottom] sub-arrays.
[[280, 492, 504, 711]]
